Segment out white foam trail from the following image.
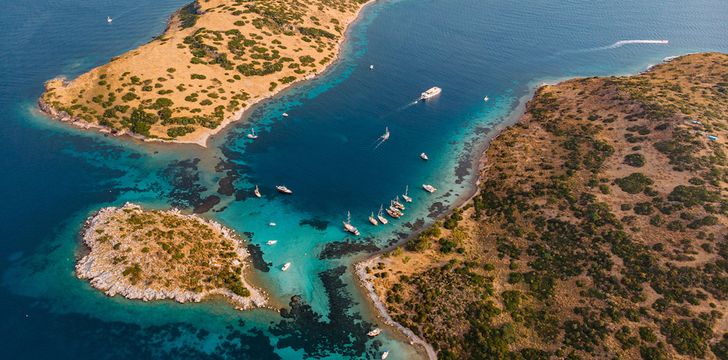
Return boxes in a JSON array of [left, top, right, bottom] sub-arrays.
[[560, 39, 669, 55]]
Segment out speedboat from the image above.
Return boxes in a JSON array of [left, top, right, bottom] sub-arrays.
[[420, 86, 441, 101], [402, 185, 413, 203], [276, 185, 293, 194], [381, 351, 389, 359], [420, 152, 429, 160], [266, 240, 278, 245], [422, 184, 437, 193], [247, 128, 258, 139], [367, 328, 382, 337], [253, 185, 261, 198], [377, 205, 388, 224], [343, 211, 360, 236], [369, 212, 379, 226], [281, 262, 291, 271]]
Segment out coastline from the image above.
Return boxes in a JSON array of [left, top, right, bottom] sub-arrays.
[[38, 0, 378, 148], [352, 54, 695, 359]]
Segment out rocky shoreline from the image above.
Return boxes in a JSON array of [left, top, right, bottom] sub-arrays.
[[76, 203, 267, 310]]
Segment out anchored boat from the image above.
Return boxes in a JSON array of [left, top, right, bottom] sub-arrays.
[[281, 262, 291, 271], [369, 212, 379, 226], [266, 240, 278, 245], [367, 328, 382, 337], [422, 184, 437, 193], [276, 185, 293, 194], [343, 211, 360, 236], [377, 205, 389, 224], [420, 152, 429, 160], [402, 185, 413, 203], [253, 185, 261, 198], [247, 128, 258, 139]]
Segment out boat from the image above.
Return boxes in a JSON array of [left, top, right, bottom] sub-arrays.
[[377, 205, 389, 224], [253, 185, 261, 198], [266, 240, 278, 245], [420, 86, 441, 101], [402, 185, 413, 203], [276, 185, 293, 194], [386, 208, 400, 218], [369, 64, 374, 70], [369, 212, 379, 226], [343, 211, 360, 236], [107, 16, 113, 23], [392, 196, 405, 210], [282, 112, 289, 117], [247, 128, 258, 139], [367, 328, 382, 337], [420, 152, 429, 160], [484, 96, 489, 102], [269, 222, 277, 227], [422, 184, 437, 193], [381, 351, 389, 359], [382, 127, 390, 141], [281, 262, 291, 271]]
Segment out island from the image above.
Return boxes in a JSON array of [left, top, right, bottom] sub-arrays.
[[76, 203, 266, 310], [40, 0, 371, 146], [362, 53, 728, 359]]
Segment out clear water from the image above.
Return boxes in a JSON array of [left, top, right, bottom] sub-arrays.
[[1, 0, 727, 358]]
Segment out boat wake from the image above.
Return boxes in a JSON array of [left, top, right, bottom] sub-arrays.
[[560, 39, 669, 54], [373, 127, 391, 149]]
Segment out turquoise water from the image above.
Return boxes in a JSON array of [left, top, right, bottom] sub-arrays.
[[1, 0, 727, 358]]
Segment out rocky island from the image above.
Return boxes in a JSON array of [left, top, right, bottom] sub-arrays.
[[40, 0, 371, 146], [77, 203, 266, 310], [363, 53, 728, 359]]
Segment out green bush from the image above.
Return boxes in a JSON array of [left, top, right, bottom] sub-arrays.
[[624, 153, 645, 167], [615, 173, 654, 194]]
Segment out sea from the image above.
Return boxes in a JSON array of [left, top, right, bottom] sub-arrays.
[[1, 0, 727, 358]]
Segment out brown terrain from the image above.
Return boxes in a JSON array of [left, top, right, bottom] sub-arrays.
[[40, 0, 370, 145], [365, 52, 728, 359]]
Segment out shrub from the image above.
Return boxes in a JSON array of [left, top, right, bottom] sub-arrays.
[[615, 173, 654, 194], [668, 185, 719, 207], [624, 153, 645, 167]]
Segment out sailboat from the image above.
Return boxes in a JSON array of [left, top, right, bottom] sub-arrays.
[[369, 212, 379, 226], [392, 196, 405, 210], [107, 16, 113, 23], [402, 185, 413, 203], [343, 211, 360, 236], [420, 152, 429, 160], [253, 185, 261, 198], [281, 262, 291, 271], [247, 128, 258, 139], [377, 205, 388, 224], [483, 96, 489, 102]]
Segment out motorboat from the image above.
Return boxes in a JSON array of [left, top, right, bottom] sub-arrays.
[[420, 86, 441, 101], [343, 211, 360, 236], [367, 328, 382, 337], [266, 240, 278, 245], [268, 222, 277, 227], [484, 96, 489, 102], [107, 16, 113, 23], [422, 184, 437, 193], [281, 262, 291, 271], [381, 351, 389, 359], [402, 185, 412, 203], [420, 152, 429, 160], [369, 64, 374, 70], [282, 112, 289, 117], [276, 185, 293, 194], [253, 185, 261, 198]]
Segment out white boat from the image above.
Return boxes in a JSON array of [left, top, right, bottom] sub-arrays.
[[377, 205, 389, 225], [343, 211, 360, 236], [266, 240, 278, 245], [484, 96, 489, 102], [369, 64, 374, 70], [276, 185, 293, 194], [282, 112, 289, 117], [420, 152, 429, 160], [422, 184, 437, 193], [107, 16, 113, 23], [420, 86, 441, 101], [381, 351, 389, 359], [367, 328, 382, 337], [253, 185, 261, 198], [268, 222, 277, 227], [369, 212, 379, 226], [247, 128, 258, 139], [402, 185, 413, 203], [382, 127, 390, 141], [281, 262, 291, 271], [392, 196, 405, 210]]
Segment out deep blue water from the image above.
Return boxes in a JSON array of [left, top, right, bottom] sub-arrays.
[[1, 0, 727, 358]]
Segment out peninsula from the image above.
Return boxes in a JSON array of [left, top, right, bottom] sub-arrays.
[[76, 203, 266, 309], [40, 0, 371, 146], [364, 53, 728, 359]]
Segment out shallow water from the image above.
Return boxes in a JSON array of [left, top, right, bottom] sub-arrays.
[[1, 0, 727, 358]]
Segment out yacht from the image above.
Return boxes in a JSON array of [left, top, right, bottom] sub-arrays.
[[367, 328, 382, 337], [343, 211, 360, 236], [392, 196, 405, 210], [276, 185, 293, 194], [253, 185, 261, 198], [381, 351, 390, 359], [377, 205, 389, 224], [386, 207, 401, 218], [422, 184, 437, 193], [266, 240, 278, 245], [369, 212, 379, 226], [420, 152, 429, 160], [402, 185, 413, 203], [247, 128, 258, 139], [281, 262, 291, 271], [420, 86, 441, 101], [107, 16, 113, 23]]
